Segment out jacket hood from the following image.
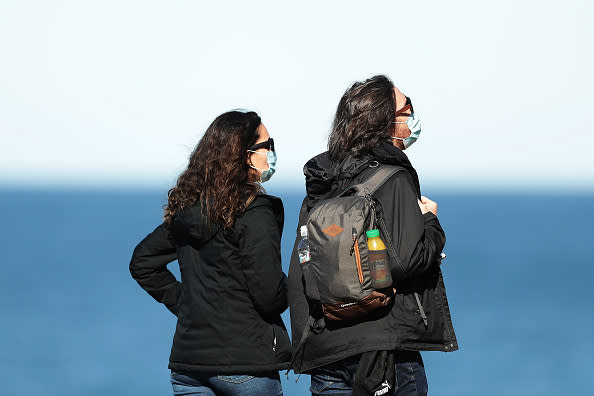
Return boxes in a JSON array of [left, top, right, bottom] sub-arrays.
[[304, 142, 421, 209], [171, 203, 218, 246], [171, 194, 284, 246]]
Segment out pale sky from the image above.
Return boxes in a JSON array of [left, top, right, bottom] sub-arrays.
[[1, 0, 592, 190]]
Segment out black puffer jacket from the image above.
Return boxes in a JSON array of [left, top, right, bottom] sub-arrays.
[[288, 143, 458, 372], [130, 194, 291, 374]]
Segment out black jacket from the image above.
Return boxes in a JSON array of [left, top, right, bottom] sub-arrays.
[[130, 194, 292, 374], [288, 143, 458, 372]]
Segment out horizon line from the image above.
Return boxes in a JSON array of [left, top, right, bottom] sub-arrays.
[[1, 179, 593, 195]]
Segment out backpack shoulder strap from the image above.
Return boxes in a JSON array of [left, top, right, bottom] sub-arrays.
[[341, 165, 404, 197]]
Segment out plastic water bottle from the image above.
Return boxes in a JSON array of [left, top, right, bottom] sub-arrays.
[[298, 226, 310, 264], [366, 229, 392, 289], [298, 225, 319, 300]]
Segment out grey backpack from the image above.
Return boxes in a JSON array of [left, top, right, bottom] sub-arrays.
[[301, 165, 404, 321]]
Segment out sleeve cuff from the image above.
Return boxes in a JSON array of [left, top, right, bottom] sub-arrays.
[[422, 212, 437, 221]]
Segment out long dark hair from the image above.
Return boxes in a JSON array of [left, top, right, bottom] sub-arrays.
[[328, 75, 396, 162], [164, 110, 263, 228]]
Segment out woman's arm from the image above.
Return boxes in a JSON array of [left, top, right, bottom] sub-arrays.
[[375, 171, 446, 280], [129, 223, 181, 316], [238, 199, 288, 318]]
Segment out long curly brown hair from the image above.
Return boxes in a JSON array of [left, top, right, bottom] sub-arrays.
[[328, 75, 396, 162], [164, 110, 263, 228]]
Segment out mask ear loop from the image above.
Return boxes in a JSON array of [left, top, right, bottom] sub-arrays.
[[391, 122, 412, 139], [246, 151, 259, 176], [392, 112, 413, 139], [246, 150, 270, 173]]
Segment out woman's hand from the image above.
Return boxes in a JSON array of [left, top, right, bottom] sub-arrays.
[[418, 196, 437, 216]]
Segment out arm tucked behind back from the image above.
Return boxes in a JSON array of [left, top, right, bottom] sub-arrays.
[[129, 223, 181, 316]]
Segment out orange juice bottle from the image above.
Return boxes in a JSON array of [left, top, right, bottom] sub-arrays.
[[366, 229, 392, 289]]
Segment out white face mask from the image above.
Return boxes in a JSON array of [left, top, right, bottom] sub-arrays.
[[247, 150, 277, 182], [392, 112, 421, 149]]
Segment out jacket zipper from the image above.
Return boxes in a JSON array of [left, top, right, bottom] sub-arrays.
[[272, 327, 277, 355], [414, 292, 429, 327], [438, 270, 456, 349], [377, 215, 405, 275], [377, 215, 428, 327]]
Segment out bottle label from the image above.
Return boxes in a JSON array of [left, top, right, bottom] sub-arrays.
[[369, 249, 392, 289]]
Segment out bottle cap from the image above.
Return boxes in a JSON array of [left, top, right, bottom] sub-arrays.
[[366, 229, 380, 238], [300, 225, 308, 237]]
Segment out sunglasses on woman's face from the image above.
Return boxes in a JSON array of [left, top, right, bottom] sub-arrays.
[[248, 138, 275, 152], [395, 96, 414, 116]]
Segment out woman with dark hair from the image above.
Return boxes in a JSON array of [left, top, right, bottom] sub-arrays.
[[130, 110, 291, 396], [288, 75, 457, 395]]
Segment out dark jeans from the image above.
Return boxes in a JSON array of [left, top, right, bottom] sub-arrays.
[[170, 370, 283, 396], [309, 352, 428, 396]]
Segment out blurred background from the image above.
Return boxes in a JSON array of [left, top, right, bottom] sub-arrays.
[[1, 1, 593, 395]]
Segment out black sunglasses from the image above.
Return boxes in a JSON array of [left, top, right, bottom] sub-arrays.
[[248, 138, 275, 152], [395, 96, 414, 116]]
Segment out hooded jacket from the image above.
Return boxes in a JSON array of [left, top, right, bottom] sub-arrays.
[[288, 142, 458, 373], [130, 194, 291, 374]]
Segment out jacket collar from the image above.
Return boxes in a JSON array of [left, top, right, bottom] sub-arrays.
[[303, 142, 420, 209]]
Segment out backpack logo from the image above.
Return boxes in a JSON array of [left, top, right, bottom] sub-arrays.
[[322, 224, 344, 238]]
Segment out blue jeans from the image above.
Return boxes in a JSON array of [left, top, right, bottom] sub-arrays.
[[170, 370, 283, 396], [309, 352, 428, 396]]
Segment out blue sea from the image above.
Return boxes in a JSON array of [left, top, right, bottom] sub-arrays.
[[2, 187, 593, 395]]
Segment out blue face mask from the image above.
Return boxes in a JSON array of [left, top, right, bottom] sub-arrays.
[[392, 112, 421, 149], [247, 150, 277, 182]]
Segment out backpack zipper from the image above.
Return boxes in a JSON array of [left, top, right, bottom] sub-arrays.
[[350, 229, 364, 284]]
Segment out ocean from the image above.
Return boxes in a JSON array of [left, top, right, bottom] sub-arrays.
[[1, 188, 593, 395]]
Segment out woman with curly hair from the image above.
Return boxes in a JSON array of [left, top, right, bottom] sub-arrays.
[[130, 110, 290, 396]]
